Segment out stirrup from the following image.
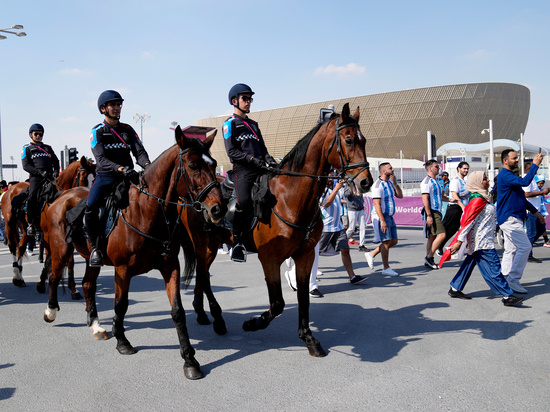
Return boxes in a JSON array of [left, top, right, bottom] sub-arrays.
[[230, 243, 247, 263], [89, 248, 104, 267]]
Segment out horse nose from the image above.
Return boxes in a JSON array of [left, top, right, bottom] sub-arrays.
[[359, 178, 372, 192], [210, 203, 226, 221]]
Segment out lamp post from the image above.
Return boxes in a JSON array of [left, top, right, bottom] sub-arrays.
[[10, 156, 14, 181], [0, 24, 26, 40], [481, 119, 494, 182], [132, 113, 151, 142], [170, 121, 178, 131]]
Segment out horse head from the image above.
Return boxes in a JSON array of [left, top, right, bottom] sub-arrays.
[[78, 156, 96, 187], [174, 126, 227, 223], [324, 103, 373, 193]]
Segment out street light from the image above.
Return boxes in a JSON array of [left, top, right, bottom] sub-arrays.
[[0, 24, 27, 40], [481, 119, 494, 182], [132, 113, 151, 142], [10, 156, 14, 181]]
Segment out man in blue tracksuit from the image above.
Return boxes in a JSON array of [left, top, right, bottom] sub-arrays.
[[223, 83, 277, 262], [21, 123, 60, 236], [86, 90, 150, 266], [496, 149, 544, 294]]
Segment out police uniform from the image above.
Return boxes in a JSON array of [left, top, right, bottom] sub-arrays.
[[85, 121, 150, 248], [21, 142, 60, 227], [223, 113, 269, 213]]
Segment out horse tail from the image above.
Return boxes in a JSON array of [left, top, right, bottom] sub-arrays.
[[179, 227, 197, 289]]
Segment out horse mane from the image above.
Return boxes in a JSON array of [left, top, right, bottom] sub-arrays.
[[279, 122, 324, 171], [55, 161, 80, 188]]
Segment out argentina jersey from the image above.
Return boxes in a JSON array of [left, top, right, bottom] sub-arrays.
[[372, 178, 396, 216], [421, 176, 443, 212]]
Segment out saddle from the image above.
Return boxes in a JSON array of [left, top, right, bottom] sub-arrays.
[[11, 180, 59, 221], [221, 170, 277, 230], [65, 180, 128, 243]]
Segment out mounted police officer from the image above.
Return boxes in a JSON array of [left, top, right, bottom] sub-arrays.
[[22, 123, 60, 236], [223, 83, 277, 262], [86, 90, 151, 267]]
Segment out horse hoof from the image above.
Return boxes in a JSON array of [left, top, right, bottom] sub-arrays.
[[93, 331, 110, 341], [12, 278, 26, 288], [43, 306, 58, 323], [43, 312, 55, 323], [307, 343, 327, 357], [116, 344, 137, 355], [183, 364, 204, 380], [36, 282, 46, 294], [242, 319, 256, 332], [196, 314, 211, 326], [213, 320, 227, 335], [71, 291, 83, 300]]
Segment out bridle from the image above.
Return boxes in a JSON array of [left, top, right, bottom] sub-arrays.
[[120, 146, 221, 254]]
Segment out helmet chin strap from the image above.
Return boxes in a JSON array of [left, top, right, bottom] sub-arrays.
[[234, 101, 250, 114], [102, 107, 120, 121]]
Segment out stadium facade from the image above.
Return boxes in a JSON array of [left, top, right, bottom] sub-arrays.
[[196, 82, 530, 173]]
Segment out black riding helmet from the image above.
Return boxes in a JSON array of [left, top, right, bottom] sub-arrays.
[[97, 90, 124, 114], [228, 83, 254, 113], [29, 123, 44, 134]]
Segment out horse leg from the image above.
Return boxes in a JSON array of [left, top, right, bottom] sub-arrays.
[[112, 267, 136, 355], [43, 254, 65, 323], [242, 258, 285, 332], [82, 263, 108, 340], [36, 254, 50, 294], [67, 255, 83, 300], [294, 254, 326, 357], [163, 262, 203, 380], [11, 254, 25, 288]]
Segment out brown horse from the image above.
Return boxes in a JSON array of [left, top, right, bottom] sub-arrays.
[[42, 127, 225, 380], [188, 103, 372, 356], [1, 156, 96, 288]]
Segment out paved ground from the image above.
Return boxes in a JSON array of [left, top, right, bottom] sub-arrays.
[[1, 227, 549, 411]]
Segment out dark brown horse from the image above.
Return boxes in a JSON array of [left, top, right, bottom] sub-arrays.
[[42, 127, 225, 380], [1, 156, 96, 288], [187, 103, 372, 356]]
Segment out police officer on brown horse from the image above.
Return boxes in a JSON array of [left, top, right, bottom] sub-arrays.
[[22, 123, 60, 237], [223, 83, 277, 262]]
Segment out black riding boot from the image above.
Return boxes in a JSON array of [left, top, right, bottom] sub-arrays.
[[85, 208, 103, 267], [231, 208, 247, 263]]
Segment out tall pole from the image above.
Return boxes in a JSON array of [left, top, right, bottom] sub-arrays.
[[489, 119, 494, 182], [399, 149, 404, 184], [133, 113, 151, 142], [520, 132, 524, 176]]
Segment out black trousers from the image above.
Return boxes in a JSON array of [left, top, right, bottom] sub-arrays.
[[440, 204, 463, 250]]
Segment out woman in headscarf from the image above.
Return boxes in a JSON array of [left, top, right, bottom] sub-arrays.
[[439, 171, 524, 307]]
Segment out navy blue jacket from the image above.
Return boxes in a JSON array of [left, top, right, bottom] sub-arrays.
[[21, 142, 60, 177], [223, 114, 268, 166]]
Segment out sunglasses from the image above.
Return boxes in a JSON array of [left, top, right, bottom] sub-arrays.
[[33, 132, 43, 137], [240, 96, 253, 103]]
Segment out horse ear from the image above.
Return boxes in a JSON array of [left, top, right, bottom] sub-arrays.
[[175, 125, 190, 149], [352, 106, 360, 122], [79, 156, 86, 167], [202, 129, 217, 150], [342, 102, 350, 119]]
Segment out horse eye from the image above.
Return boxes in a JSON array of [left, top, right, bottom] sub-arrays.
[[188, 163, 199, 171], [345, 138, 354, 146]]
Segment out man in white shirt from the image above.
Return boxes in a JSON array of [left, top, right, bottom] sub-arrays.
[[421, 160, 449, 269]]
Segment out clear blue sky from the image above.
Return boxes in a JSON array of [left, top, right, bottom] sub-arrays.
[[1, 0, 549, 181]]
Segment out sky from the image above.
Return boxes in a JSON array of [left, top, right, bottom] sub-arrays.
[[1, 0, 550, 181]]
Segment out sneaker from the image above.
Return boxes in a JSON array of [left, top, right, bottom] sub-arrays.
[[358, 245, 369, 252], [348, 239, 360, 245], [528, 256, 542, 263], [309, 288, 324, 298], [543, 242, 550, 248], [507, 280, 527, 294], [435, 249, 443, 257], [284, 270, 297, 291], [350, 275, 367, 285], [316, 270, 323, 277], [365, 252, 374, 270], [218, 247, 229, 255], [381, 267, 399, 277], [424, 256, 438, 270], [502, 295, 524, 307], [230, 244, 246, 262], [448, 287, 472, 300]]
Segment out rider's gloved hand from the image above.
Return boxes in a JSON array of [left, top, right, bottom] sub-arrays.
[[121, 166, 140, 184], [250, 157, 264, 169], [265, 155, 278, 168], [39, 170, 49, 179]]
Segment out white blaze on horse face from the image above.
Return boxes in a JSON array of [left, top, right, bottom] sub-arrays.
[[202, 154, 214, 166]]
